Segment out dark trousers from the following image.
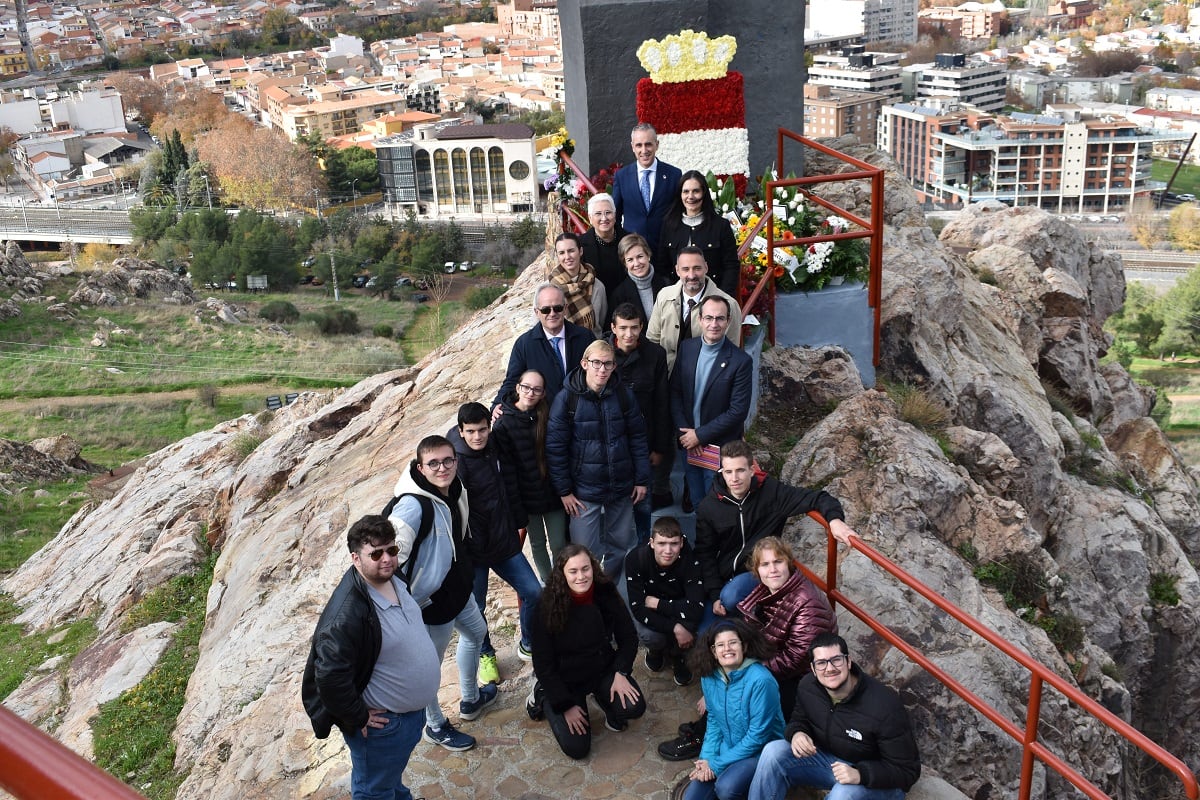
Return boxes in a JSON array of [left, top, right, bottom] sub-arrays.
[[540, 670, 647, 759]]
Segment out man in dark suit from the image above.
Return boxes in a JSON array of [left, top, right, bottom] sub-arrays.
[[670, 295, 753, 509], [611, 123, 682, 257], [494, 283, 595, 409]]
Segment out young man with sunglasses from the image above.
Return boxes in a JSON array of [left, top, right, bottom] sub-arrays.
[[303, 514, 441, 800], [494, 283, 595, 411], [748, 633, 921, 800], [387, 435, 494, 752]]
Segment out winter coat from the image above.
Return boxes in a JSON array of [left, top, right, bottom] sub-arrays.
[[609, 270, 672, 326], [446, 427, 522, 567], [695, 469, 845, 602], [605, 333, 673, 456], [388, 461, 473, 625], [580, 225, 629, 299], [494, 320, 595, 408], [656, 213, 740, 297], [786, 664, 921, 791], [646, 278, 742, 373], [491, 391, 559, 520], [528, 581, 638, 713], [737, 569, 838, 679], [546, 368, 651, 503], [623, 538, 706, 636], [700, 659, 785, 776]]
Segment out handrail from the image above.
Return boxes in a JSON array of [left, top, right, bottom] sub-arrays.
[[749, 129, 883, 366], [0, 706, 147, 799], [557, 151, 598, 235], [798, 512, 1199, 800]]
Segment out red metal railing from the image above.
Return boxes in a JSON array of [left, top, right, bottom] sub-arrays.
[[556, 151, 597, 234], [0, 705, 147, 799], [800, 513, 1198, 800], [737, 130, 884, 368]]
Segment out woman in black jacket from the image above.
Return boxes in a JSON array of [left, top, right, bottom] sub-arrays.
[[526, 544, 646, 759], [491, 369, 565, 583], [656, 169, 740, 297]]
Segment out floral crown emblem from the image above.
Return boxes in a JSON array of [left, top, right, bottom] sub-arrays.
[[636, 29, 736, 84]]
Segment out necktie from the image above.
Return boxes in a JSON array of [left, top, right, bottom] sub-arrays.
[[551, 335, 565, 374], [681, 298, 696, 340], [640, 168, 652, 211]]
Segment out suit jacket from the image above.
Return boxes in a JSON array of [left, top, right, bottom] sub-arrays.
[[494, 320, 595, 408], [670, 336, 753, 448], [611, 159, 682, 253]]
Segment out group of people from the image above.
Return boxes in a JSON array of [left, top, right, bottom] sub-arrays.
[[301, 123, 921, 800]]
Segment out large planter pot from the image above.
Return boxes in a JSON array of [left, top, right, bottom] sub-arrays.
[[773, 281, 874, 386]]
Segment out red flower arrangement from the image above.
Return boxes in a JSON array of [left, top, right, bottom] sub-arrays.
[[635, 74, 746, 135]]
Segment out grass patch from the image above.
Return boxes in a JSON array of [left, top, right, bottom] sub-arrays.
[[401, 301, 468, 363], [0, 593, 97, 702], [1151, 159, 1200, 197], [93, 549, 215, 799], [0, 476, 92, 573], [1149, 572, 1181, 606], [972, 550, 1086, 657], [884, 381, 951, 435]]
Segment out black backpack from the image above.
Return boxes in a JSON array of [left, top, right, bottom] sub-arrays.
[[380, 493, 434, 588]]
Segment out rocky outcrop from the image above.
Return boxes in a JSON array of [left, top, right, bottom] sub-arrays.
[[0, 435, 96, 488], [3, 161, 1199, 800], [68, 257, 194, 307]]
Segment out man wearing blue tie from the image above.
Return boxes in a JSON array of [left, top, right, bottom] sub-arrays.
[[611, 123, 682, 261], [494, 283, 595, 410]]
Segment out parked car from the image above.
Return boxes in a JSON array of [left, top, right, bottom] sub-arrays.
[[443, 261, 456, 274], [413, 293, 430, 302], [395, 276, 413, 287], [1179, 193, 1196, 202], [300, 274, 315, 285], [365, 276, 378, 288], [302, 256, 316, 268], [458, 261, 474, 272], [351, 274, 371, 288]]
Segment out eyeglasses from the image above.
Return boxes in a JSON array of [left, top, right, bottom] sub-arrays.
[[537, 304, 565, 315], [813, 654, 848, 671], [711, 640, 743, 651], [591, 210, 614, 218], [516, 383, 545, 395], [585, 359, 616, 370], [422, 456, 457, 471], [700, 315, 728, 324], [365, 545, 400, 561]]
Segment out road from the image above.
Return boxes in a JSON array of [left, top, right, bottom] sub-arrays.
[[0, 206, 132, 244]]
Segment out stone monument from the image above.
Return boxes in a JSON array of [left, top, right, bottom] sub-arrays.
[[558, 0, 805, 178]]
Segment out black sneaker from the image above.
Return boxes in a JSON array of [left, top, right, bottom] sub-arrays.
[[672, 657, 693, 687], [651, 491, 674, 511], [644, 649, 665, 672], [604, 712, 628, 732], [525, 681, 544, 721], [658, 733, 702, 761]]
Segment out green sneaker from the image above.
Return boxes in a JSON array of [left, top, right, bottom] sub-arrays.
[[479, 653, 500, 685]]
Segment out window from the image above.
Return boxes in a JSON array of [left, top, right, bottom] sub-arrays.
[[488, 146, 506, 203], [433, 149, 451, 205], [470, 147, 489, 207]]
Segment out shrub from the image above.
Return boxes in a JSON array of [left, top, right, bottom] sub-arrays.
[[304, 307, 360, 335], [1149, 572, 1181, 606], [1149, 386, 1172, 428], [373, 323, 394, 339], [885, 382, 950, 435], [259, 300, 300, 323], [196, 384, 219, 409], [466, 285, 506, 310]]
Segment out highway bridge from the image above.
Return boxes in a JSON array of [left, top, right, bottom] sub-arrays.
[[0, 206, 133, 245]]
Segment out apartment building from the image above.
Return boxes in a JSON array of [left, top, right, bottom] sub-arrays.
[[375, 122, 537, 218], [879, 101, 1191, 212], [278, 90, 407, 141], [809, 48, 903, 102], [497, 0, 559, 41], [905, 54, 1007, 114], [802, 83, 886, 145], [918, 3, 1007, 40], [807, 0, 918, 45]]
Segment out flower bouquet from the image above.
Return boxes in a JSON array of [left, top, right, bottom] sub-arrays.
[[544, 127, 623, 232]]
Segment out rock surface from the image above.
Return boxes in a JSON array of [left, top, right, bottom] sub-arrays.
[[3, 156, 1199, 800]]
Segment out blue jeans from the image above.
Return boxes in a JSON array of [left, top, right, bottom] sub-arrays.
[[473, 552, 542, 655], [684, 460, 716, 510], [719, 572, 759, 616], [424, 600, 488, 729], [683, 755, 760, 800], [342, 709, 424, 800], [749, 740, 907, 800], [569, 498, 636, 584]]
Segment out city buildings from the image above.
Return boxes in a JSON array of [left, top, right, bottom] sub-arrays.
[[808, 47, 903, 103], [918, 2, 1007, 41], [807, 0, 918, 45], [904, 54, 1007, 114], [802, 84, 886, 146], [879, 101, 1191, 212]]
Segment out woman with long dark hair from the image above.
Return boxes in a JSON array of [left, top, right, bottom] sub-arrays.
[[679, 619, 784, 800], [526, 544, 646, 759], [656, 169, 739, 296], [492, 369, 565, 583]]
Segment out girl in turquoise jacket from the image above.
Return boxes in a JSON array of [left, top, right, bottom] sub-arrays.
[[682, 620, 785, 800]]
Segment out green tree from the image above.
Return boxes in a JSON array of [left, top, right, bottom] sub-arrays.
[[130, 207, 178, 243], [1109, 281, 1165, 354], [1154, 268, 1200, 354]]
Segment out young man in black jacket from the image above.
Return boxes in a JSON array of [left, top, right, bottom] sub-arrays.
[[749, 633, 921, 800], [302, 515, 441, 799], [623, 516, 706, 686], [448, 403, 542, 685]]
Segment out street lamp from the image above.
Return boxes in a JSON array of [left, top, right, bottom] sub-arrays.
[[201, 174, 213, 210], [350, 178, 359, 208]]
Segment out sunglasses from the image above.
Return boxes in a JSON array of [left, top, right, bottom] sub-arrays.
[[538, 304, 565, 315], [365, 545, 400, 561]]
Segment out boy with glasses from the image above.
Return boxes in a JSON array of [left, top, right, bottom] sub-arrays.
[[748, 633, 921, 800], [387, 435, 494, 752], [547, 340, 650, 586]]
